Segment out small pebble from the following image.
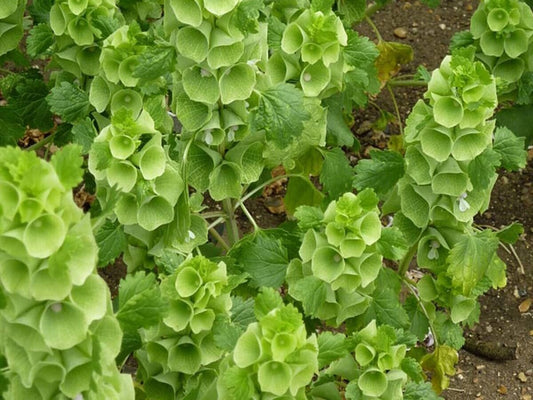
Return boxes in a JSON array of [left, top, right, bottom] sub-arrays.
[[486, 324, 493, 333], [498, 385, 508, 394], [518, 372, 528, 383], [393, 27, 408, 39], [519, 298, 532, 313], [525, 369, 533, 376], [439, 23, 447, 30]]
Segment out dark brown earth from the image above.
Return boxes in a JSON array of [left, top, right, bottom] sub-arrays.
[[95, 1, 533, 398]]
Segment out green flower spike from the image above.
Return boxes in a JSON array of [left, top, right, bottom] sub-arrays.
[[0, 146, 133, 399], [288, 191, 384, 325], [137, 257, 231, 399], [219, 296, 318, 399]]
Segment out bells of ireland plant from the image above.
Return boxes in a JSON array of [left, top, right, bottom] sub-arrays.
[[287, 190, 384, 326], [49, 0, 120, 77], [88, 108, 205, 271], [279, 8, 347, 97], [331, 320, 414, 400], [0, 0, 26, 56], [399, 50, 499, 230], [471, 0, 533, 83], [0, 146, 134, 399], [136, 256, 232, 399], [218, 299, 318, 400]]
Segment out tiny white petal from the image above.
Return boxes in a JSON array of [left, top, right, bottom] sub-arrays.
[[51, 303, 63, 313], [227, 130, 235, 142], [204, 130, 213, 145]]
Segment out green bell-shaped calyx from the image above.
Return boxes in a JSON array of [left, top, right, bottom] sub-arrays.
[[219, 63, 257, 104], [0, 0, 26, 56], [358, 368, 388, 397], [176, 23, 211, 62]]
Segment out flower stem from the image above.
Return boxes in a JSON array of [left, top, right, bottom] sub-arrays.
[[209, 227, 230, 251], [398, 244, 417, 276], [233, 173, 299, 211], [26, 132, 56, 152], [401, 276, 440, 347], [239, 202, 259, 231], [387, 79, 428, 87], [387, 84, 404, 137], [365, 16, 383, 42], [223, 198, 240, 245]]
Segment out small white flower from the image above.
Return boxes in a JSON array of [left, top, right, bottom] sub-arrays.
[[204, 130, 213, 145], [457, 192, 470, 212], [51, 303, 63, 313], [427, 240, 440, 260]]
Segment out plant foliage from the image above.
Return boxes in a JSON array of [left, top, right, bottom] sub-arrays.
[[0, 0, 530, 399]]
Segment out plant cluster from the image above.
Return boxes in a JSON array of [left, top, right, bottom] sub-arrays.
[[396, 49, 509, 331], [0, 0, 531, 399], [218, 293, 318, 400], [0, 146, 133, 399], [287, 190, 383, 326], [135, 256, 232, 399], [471, 0, 533, 83], [330, 321, 412, 400]]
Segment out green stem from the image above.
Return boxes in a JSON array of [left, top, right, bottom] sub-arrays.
[[387, 79, 428, 87], [401, 276, 440, 347], [223, 198, 240, 245], [200, 211, 226, 219], [209, 227, 230, 251], [207, 217, 225, 231], [26, 132, 56, 152], [233, 173, 299, 211], [365, 16, 383, 42], [387, 84, 404, 137], [239, 202, 259, 231], [398, 244, 417, 276], [365, 2, 385, 18]]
